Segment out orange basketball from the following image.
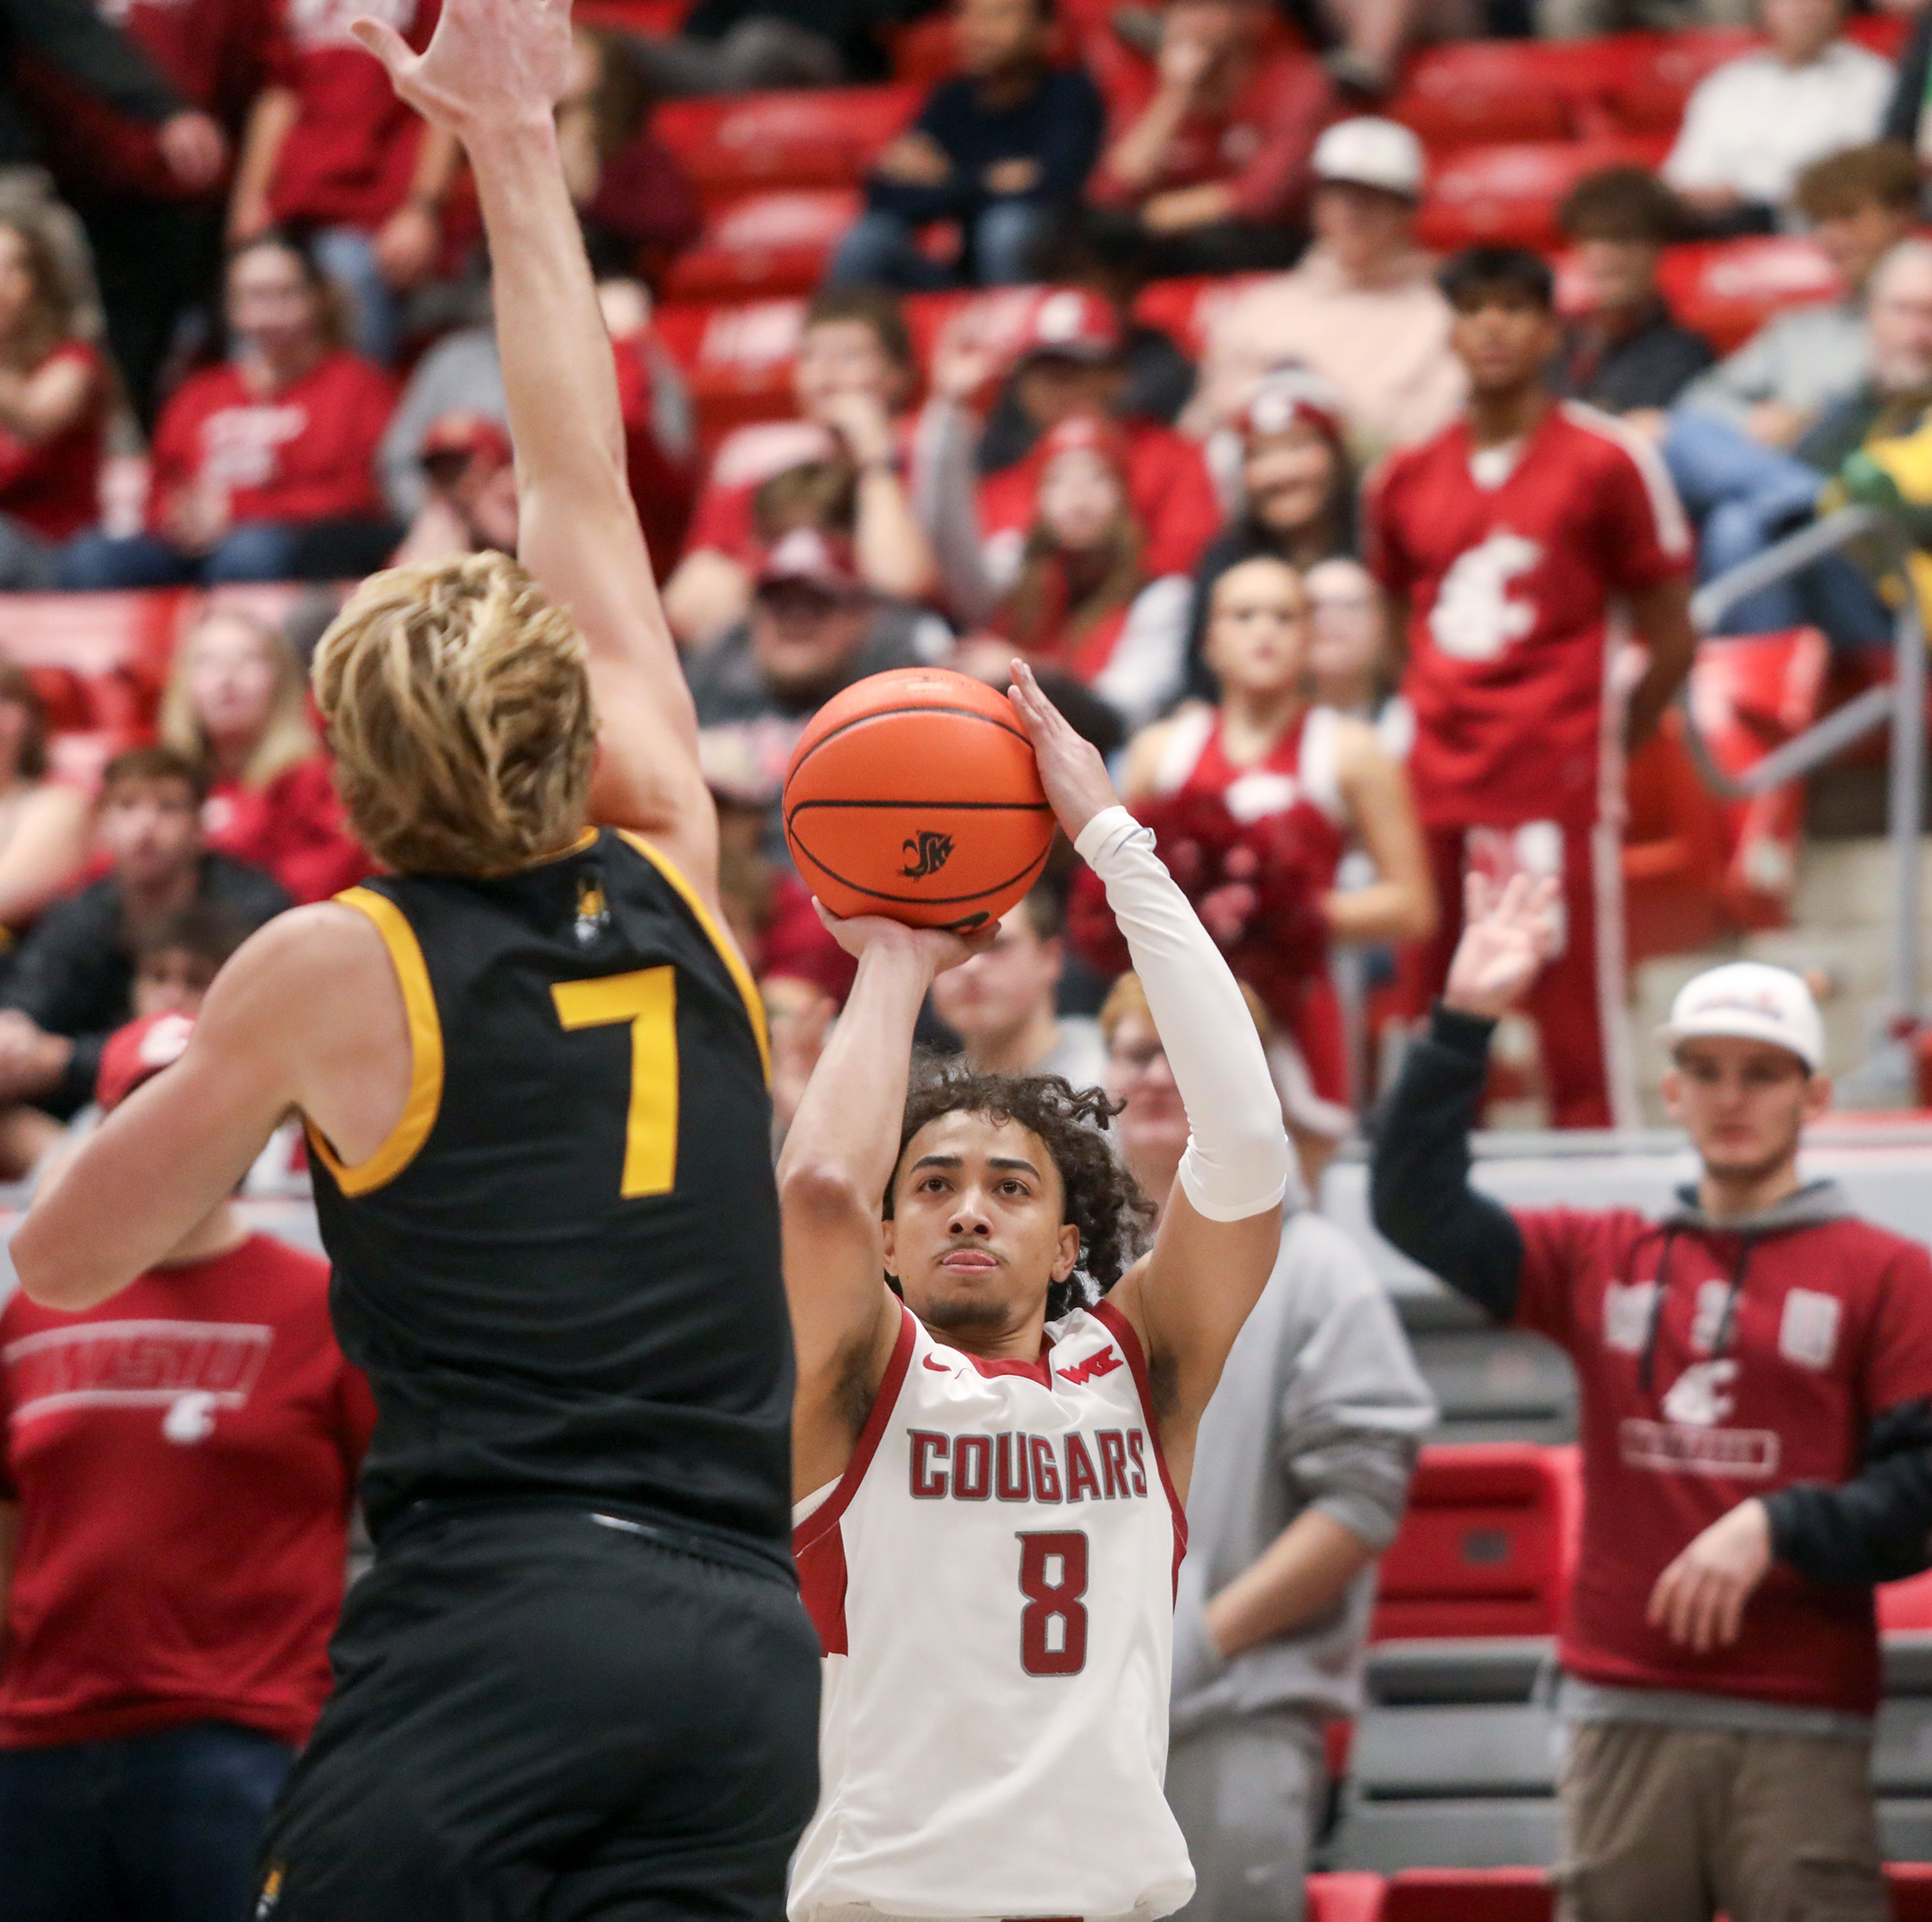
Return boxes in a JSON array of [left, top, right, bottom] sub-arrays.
[[782, 668, 1053, 932]]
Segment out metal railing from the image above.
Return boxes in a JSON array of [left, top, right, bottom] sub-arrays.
[[1685, 504, 1926, 1099]]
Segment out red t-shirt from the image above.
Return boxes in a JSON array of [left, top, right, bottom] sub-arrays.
[[0, 1234, 375, 1748], [1088, 36, 1335, 224], [1514, 1201, 1932, 1718], [17, 0, 273, 201], [1364, 401, 1692, 831], [684, 416, 909, 569], [0, 344, 106, 541], [980, 420, 1220, 586], [148, 349, 395, 534], [204, 755, 369, 905], [267, 0, 440, 231]]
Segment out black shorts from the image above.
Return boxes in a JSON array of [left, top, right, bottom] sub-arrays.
[[256, 1504, 822, 1922]]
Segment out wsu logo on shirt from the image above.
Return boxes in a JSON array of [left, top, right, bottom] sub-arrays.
[[1430, 532, 1543, 661], [201, 404, 309, 494]]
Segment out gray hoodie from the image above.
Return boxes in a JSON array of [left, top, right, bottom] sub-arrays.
[[1171, 1213, 1437, 1740]]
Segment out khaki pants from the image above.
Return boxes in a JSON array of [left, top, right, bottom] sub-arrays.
[[1556, 1721, 1887, 1922]]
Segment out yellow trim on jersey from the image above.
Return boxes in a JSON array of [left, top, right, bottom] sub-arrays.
[[306, 887, 446, 1197], [616, 831, 772, 1086]]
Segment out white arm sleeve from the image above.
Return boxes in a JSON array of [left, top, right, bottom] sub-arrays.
[[1076, 805, 1295, 1223]]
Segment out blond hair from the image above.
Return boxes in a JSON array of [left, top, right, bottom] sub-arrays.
[[311, 552, 597, 876], [1099, 970, 1272, 1046], [162, 606, 319, 790]]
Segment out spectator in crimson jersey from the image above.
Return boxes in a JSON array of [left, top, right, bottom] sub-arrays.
[[1088, 0, 1335, 277], [0, 213, 110, 590], [159, 607, 370, 905], [226, 0, 461, 365], [14, 0, 270, 426], [1364, 247, 1698, 1131], [663, 284, 939, 647], [0, 1009, 374, 1922], [1374, 897, 1932, 1922], [59, 232, 398, 590]]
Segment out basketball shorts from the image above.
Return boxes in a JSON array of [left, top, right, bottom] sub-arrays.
[[255, 1503, 822, 1922]]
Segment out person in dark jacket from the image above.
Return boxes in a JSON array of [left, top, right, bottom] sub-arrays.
[[827, 0, 1104, 291], [629, 0, 937, 91], [1556, 167, 1714, 421], [0, 745, 288, 1175], [1370, 873, 1932, 1922]]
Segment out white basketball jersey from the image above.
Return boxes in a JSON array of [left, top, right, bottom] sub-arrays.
[[789, 1301, 1194, 1922]]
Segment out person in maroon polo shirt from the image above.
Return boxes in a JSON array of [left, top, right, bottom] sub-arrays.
[[1372, 875, 1932, 1922], [0, 1010, 374, 1922]]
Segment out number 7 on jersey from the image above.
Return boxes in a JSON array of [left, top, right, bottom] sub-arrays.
[[552, 967, 679, 1198]]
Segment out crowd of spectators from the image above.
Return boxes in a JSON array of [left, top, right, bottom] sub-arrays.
[[0, 0, 1917, 1166]]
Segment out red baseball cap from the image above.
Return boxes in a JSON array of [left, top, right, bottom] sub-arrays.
[[754, 527, 869, 600], [1237, 368, 1347, 449], [421, 410, 514, 474], [1029, 412, 1133, 481], [96, 1012, 195, 1112], [1012, 288, 1125, 367]]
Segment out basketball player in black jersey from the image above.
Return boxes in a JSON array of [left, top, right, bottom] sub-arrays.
[[10, 1, 820, 1914]]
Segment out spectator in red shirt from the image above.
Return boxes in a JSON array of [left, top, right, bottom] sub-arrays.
[[159, 607, 369, 905], [989, 414, 1192, 728], [1363, 247, 1698, 1130], [1373, 896, 1932, 1922], [663, 284, 939, 646], [58, 232, 398, 590], [226, 0, 461, 365], [1089, 0, 1334, 277], [940, 288, 1223, 628], [0, 213, 108, 590], [0, 1008, 374, 1922]]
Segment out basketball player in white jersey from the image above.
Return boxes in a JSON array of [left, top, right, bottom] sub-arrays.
[[779, 658, 1294, 1922]]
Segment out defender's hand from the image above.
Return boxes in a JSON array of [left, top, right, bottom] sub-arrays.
[[351, 0, 571, 139], [813, 903, 995, 980], [1648, 1499, 1773, 1653], [1006, 658, 1118, 844], [1442, 872, 1560, 1021]]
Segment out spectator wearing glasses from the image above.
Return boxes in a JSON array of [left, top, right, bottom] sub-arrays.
[[829, 0, 1104, 292], [1374, 907, 1932, 1922]]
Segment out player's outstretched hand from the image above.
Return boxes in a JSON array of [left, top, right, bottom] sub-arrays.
[[1442, 872, 1561, 1021], [813, 901, 996, 981], [1006, 658, 1119, 845], [351, 0, 570, 139]]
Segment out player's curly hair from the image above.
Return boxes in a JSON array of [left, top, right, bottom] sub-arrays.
[[888, 1057, 1157, 1320]]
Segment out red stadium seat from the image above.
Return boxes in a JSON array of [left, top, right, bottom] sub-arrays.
[[1882, 1571, 1932, 1634], [654, 87, 920, 196], [1371, 1444, 1581, 1642], [574, 0, 689, 32], [653, 297, 809, 442], [1624, 709, 1734, 962], [1599, 27, 1759, 133], [664, 189, 863, 301], [1388, 42, 1583, 149], [1417, 139, 1665, 255], [1306, 1873, 1388, 1922], [1383, 1868, 1554, 1922], [1685, 628, 1830, 928], [1891, 1861, 1932, 1921], [0, 589, 186, 690], [1659, 236, 1844, 356], [1133, 274, 1272, 357], [891, 14, 961, 85]]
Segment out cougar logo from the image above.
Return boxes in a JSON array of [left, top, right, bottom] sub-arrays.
[[901, 831, 954, 880], [1662, 1358, 1740, 1428], [1430, 531, 1543, 661], [1056, 1347, 1122, 1387]]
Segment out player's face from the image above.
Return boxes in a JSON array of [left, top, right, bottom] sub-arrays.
[[957, 0, 1049, 76], [795, 321, 905, 419], [1036, 448, 1125, 552], [1105, 1012, 1189, 1176], [929, 905, 1061, 1050], [1205, 560, 1312, 696], [186, 614, 279, 757], [887, 1112, 1080, 1336], [1448, 290, 1558, 398], [1243, 421, 1338, 537], [97, 778, 203, 891], [1663, 1037, 1827, 1185]]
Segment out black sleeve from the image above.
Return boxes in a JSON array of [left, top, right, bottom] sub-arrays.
[[1886, 12, 1932, 147], [4, 889, 124, 1036], [4, 0, 183, 126], [1367, 1002, 1526, 1324], [1762, 1399, 1932, 1585], [1028, 70, 1105, 205]]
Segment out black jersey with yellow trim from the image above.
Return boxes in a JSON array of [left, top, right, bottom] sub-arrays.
[[307, 828, 792, 1556]]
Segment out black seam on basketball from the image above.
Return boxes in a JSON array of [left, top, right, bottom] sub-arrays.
[[787, 837, 1051, 909], [787, 702, 1033, 777], [785, 797, 1054, 821]]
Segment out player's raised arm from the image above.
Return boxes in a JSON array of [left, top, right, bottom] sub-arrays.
[[778, 915, 987, 1496], [1008, 662, 1290, 1446], [351, 0, 716, 897]]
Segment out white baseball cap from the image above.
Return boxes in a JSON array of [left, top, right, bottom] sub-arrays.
[[1658, 962, 1825, 1074], [1312, 118, 1426, 200]]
